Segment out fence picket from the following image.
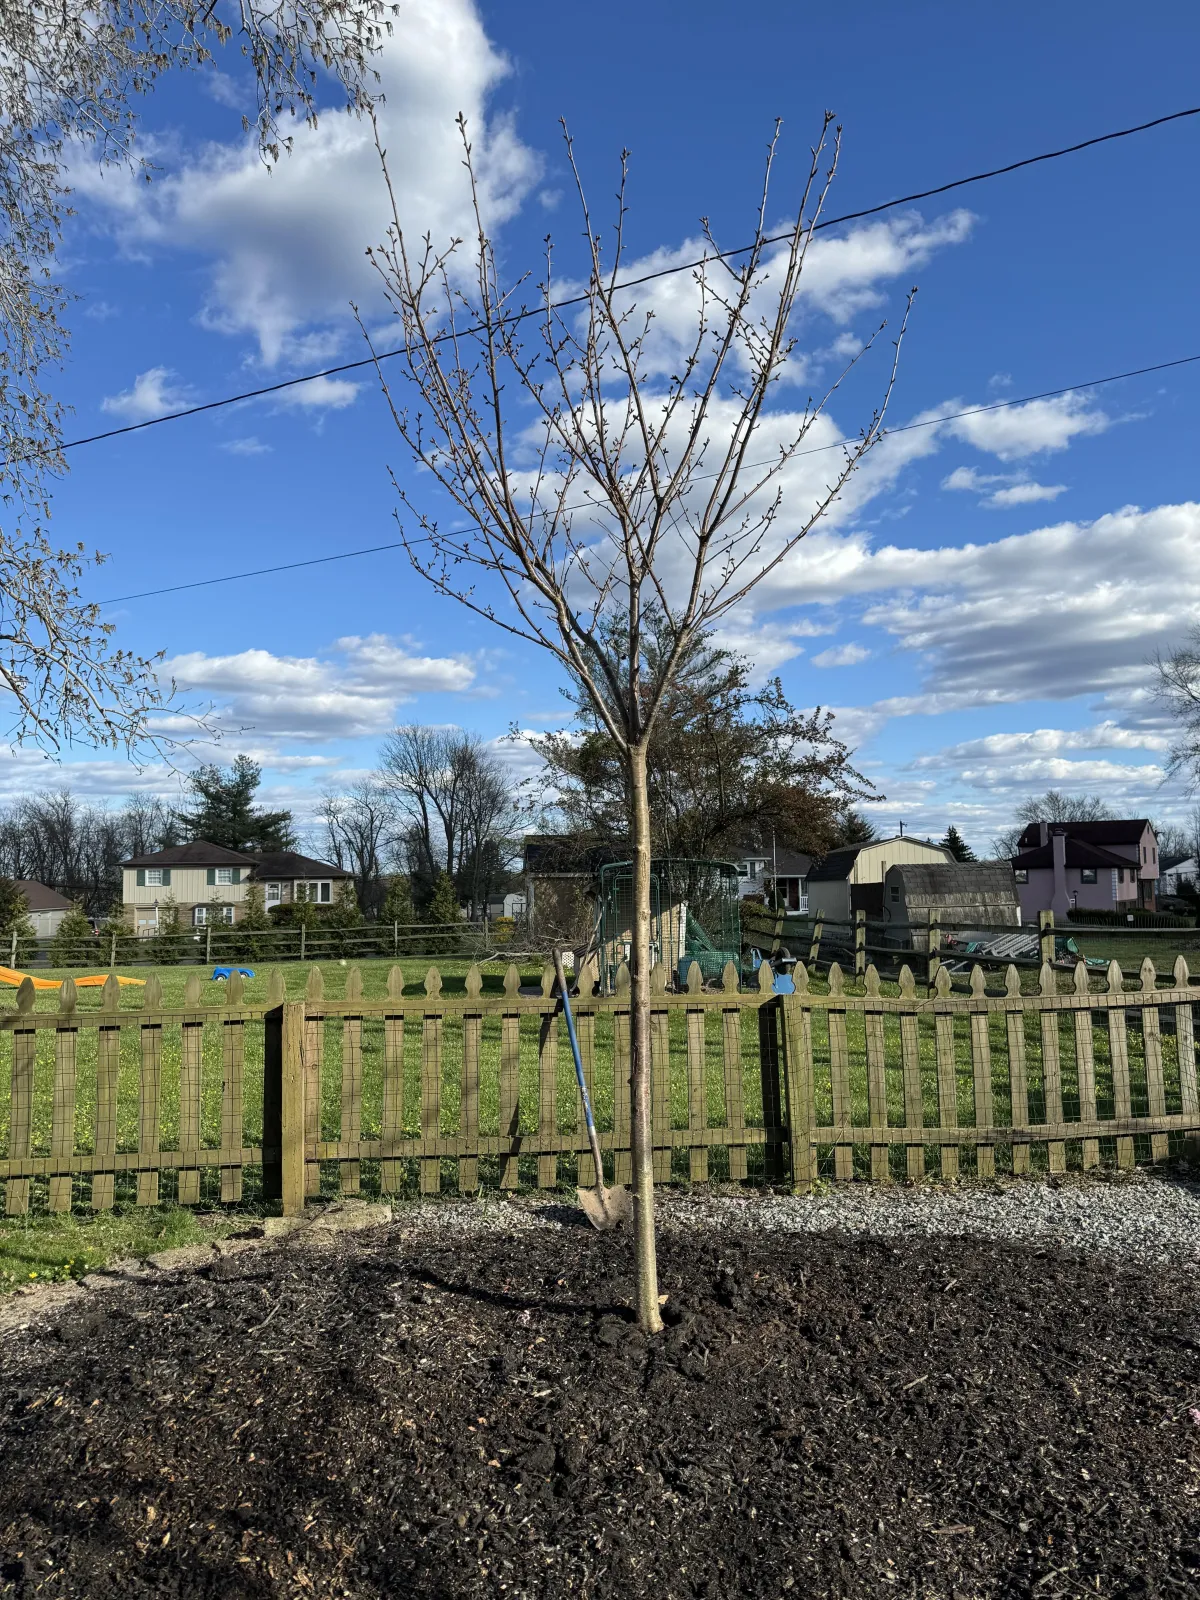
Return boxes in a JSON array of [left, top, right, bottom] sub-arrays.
[[827, 972, 854, 1180], [722, 1005, 748, 1183], [5, 1006, 35, 1216], [651, 993, 672, 1185], [538, 1007, 558, 1189], [686, 1000, 708, 1184], [303, 966, 324, 1197], [380, 965, 405, 1195], [49, 981, 79, 1213], [897, 967, 924, 1180], [500, 971, 521, 1189], [1071, 963, 1099, 1170], [1176, 958, 1198, 1157], [137, 977, 164, 1207], [221, 1014, 245, 1204], [1106, 960, 1135, 1170], [420, 969, 444, 1195], [968, 967, 994, 1179], [863, 966, 889, 1183], [1004, 965, 1030, 1175], [92, 1006, 120, 1211], [1039, 963, 1066, 1175], [337, 966, 364, 1194], [613, 964, 632, 1186], [780, 984, 815, 1192], [576, 1004, 597, 1187], [178, 996, 203, 1206]]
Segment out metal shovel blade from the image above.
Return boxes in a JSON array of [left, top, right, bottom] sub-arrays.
[[577, 1181, 633, 1232]]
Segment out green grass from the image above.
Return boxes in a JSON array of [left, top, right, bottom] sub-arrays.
[[0, 1203, 241, 1293]]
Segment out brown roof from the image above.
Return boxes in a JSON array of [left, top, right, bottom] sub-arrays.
[[1015, 819, 1152, 851], [14, 880, 73, 913], [120, 841, 257, 869], [250, 851, 351, 881], [1012, 838, 1131, 870]]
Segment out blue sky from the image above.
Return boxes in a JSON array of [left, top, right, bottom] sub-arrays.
[[17, 0, 1200, 854]]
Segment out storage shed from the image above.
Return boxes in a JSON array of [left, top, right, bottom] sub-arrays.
[[883, 860, 1021, 946]]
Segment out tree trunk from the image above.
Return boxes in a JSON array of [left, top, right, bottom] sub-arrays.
[[627, 740, 663, 1334]]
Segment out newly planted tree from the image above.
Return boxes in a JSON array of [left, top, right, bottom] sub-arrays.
[[366, 115, 911, 1331]]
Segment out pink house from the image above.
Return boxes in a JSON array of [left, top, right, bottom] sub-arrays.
[[1011, 820, 1159, 921]]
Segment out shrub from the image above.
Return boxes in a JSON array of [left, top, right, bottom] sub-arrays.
[[0, 877, 36, 967], [48, 904, 96, 968], [151, 897, 184, 964]]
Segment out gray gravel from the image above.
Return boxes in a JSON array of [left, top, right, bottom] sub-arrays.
[[389, 1172, 1200, 1267]]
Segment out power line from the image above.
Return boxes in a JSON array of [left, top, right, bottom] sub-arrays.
[[95, 349, 1200, 606], [22, 101, 1200, 470]]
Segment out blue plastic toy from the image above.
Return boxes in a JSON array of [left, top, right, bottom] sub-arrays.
[[212, 966, 255, 981]]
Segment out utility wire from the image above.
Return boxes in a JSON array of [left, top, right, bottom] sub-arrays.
[[96, 349, 1200, 605], [21, 101, 1200, 471]]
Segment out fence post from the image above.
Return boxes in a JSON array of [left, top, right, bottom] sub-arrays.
[[854, 909, 866, 979], [778, 992, 816, 1193], [262, 1001, 283, 1202], [300, 923, 306, 964], [927, 910, 942, 990], [393, 920, 398, 956], [109, 932, 117, 968], [808, 917, 823, 967], [1039, 908, 1055, 968], [9, 928, 15, 967], [274, 1001, 306, 1215]]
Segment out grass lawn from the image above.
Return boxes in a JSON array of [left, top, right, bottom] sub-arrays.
[[0, 1202, 243, 1292]]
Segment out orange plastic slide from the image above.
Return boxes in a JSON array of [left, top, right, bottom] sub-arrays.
[[0, 967, 145, 990]]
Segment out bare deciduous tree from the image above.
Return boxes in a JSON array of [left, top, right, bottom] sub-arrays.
[[364, 114, 911, 1331], [0, 0, 389, 751], [319, 779, 396, 914]]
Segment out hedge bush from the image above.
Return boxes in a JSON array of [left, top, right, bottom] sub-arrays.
[[1065, 908, 1195, 928]]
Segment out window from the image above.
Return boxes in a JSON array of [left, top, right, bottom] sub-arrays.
[[1014, 869, 1028, 884], [890, 885, 900, 903], [1152, 845, 1157, 863], [145, 867, 163, 887], [220, 905, 234, 924], [320, 881, 331, 903], [1143, 846, 1147, 864], [193, 906, 207, 927], [1080, 868, 1097, 884], [265, 882, 281, 906], [215, 867, 234, 885]]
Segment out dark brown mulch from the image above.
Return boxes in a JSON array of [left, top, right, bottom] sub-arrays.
[[2, 1214, 1200, 1599]]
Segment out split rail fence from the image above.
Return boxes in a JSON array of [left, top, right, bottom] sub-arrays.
[[1, 954, 1198, 1217]]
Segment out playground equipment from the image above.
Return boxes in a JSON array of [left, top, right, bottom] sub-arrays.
[[0, 966, 145, 990], [595, 858, 741, 993]]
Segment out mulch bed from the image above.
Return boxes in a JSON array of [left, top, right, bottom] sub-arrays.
[[2, 1209, 1200, 1598]]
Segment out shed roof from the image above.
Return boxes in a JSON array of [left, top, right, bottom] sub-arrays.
[[14, 880, 73, 913], [889, 862, 1019, 904]]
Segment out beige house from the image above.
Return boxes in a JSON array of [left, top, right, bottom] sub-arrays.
[[806, 835, 953, 923], [121, 842, 351, 934]]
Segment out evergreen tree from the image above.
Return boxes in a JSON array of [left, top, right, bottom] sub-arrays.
[[230, 884, 272, 964], [941, 825, 977, 862], [381, 874, 415, 927], [0, 878, 36, 967], [428, 870, 462, 954], [173, 755, 295, 851], [151, 897, 183, 965], [48, 904, 95, 969], [323, 880, 361, 957], [95, 908, 134, 968]]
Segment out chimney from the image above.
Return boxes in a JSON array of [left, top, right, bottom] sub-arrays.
[[1039, 821, 1049, 847], [1051, 830, 1070, 919]]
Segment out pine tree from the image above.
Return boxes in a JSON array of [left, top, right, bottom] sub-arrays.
[[95, 909, 134, 968], [230, 883, 272, 964], [48, 904, 95, 969], [323, 881, 361, 958], [0, 878, 36, 967], [428, 871, 462, 954], [173, 754, 294, 851], [381, 874, 415, 927], [942, 825, 977, 862], [151, 897, 183, 965]]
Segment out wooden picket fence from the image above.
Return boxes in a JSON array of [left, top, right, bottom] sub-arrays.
[[1, 953, 1198, 1217]]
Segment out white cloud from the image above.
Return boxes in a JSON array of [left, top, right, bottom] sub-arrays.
[[166, 633, 477, 740], [101, 366, 194, 421], [274, 377, 361, 411], [941, 465, 1067, 508], [75, 0, 540, 369], [220, 436, 271, 456], [943, 392, 1110, 460], [811, 641, 870, 667]]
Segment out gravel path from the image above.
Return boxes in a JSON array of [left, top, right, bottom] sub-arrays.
[[387, 1171, 1200, 1266]]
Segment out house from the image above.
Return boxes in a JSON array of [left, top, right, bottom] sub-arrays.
[[1010, 820, 1159, 919], [14, 880, 73, 939], [120, 841, 351, 935], [883, 861, 1021, 945], [806, 835, 954, 923], [734, 846, 812, 913], [1159, 856, 1197, 898]]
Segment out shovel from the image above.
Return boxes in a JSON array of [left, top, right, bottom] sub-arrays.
[[554, 950, 633, 1231]]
